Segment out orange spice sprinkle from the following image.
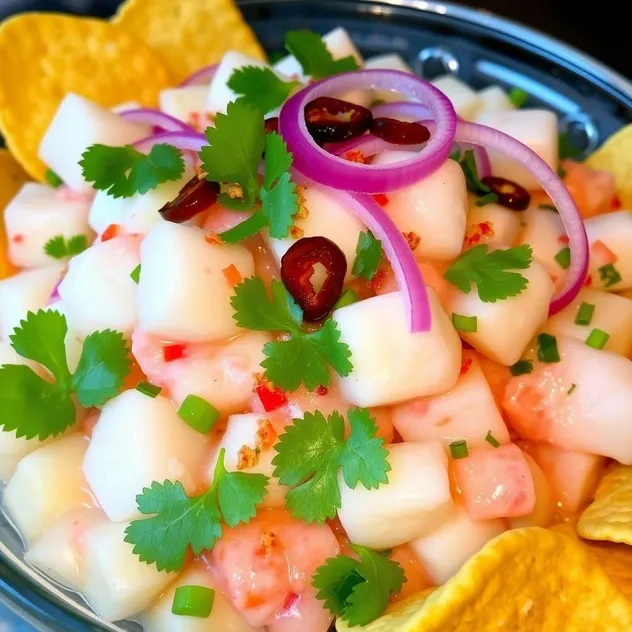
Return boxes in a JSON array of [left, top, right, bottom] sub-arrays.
[[260, 531, 279, 554], [296, 186, 309, 219], [222, 264, 242, 288], [403, 231, 421, 251], [290, 226, 304, 239], [344, 150, 366, 164], [369, 269, 387, 293], [236, 445, 260, 470], [255, 419, 277, 451], [227, 184, 244, 200], [205, 232, 223, 246]]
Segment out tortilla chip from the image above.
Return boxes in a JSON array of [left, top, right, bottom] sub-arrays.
[[113, 0, 266, 83], [0, 149, 28, 279], [577, 463, 632, 545], [0, 13, 172, 181], [586, 123, 632, 209], [336, 528, 632, 631]]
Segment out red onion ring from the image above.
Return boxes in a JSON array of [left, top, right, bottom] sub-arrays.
[[118, 108, 197, 133], [279, 70, 457, 193], [178, 63, 218, 87], [371, 101, 431, 121], [455, 120, 587, 314]]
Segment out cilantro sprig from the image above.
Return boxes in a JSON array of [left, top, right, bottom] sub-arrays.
[[352, 231, 383, 280], [444, 244, 532, 302], [312, 545, 405, 626], [0, 310, 130, 439], [124, 448, 267, 572], [44, 234, 88, 259], [228, 66, 301, 115], [272, 408, 390, 523], [80, 143, 185, 199], [199, 102, 298, 241], [231, 277, 352, 391], [451, 147, 497, 204]]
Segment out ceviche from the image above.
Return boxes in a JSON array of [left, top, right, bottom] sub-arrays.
[[2, 1, 632, 631]]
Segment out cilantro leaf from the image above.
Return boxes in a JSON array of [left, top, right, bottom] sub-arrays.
[[312, 545, 405, 626], [228, 66, 300, 115], [67, 235, 88, 255], [263, 133, 293, 190], [453, 148, 490, 194], [44, 234, 88, 259], [352, 231, 383, 280], [125, 449, 268, 572], [72, 330, 131, 408], [45, 168, 63, 188], [219, 212, 268, 244], [444, 244, 532, 302], [285, 29, 360, 79], [260, 172, 298, 239], [272, 408, 389, 523], [80, 144, 185, 199], [304, 319, 353, 383], [199, 101, 265, 208]]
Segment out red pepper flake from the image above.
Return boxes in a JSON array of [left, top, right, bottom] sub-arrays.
[[163, 343, 186, 363], [403, 231, 421, 251], [611, 194, 622, 210], [584, 273, 593, 287], [11, 233, 24, 244], [369, 269, 387, 293], [236, 445, 260, 470], [460, 356, 473, 376], [315, 385, 328, 396], [558, 234, 570, 245], [222, 263, 242, 288], [101, 223, 120, 242], [344, 150, 366, 164], [255, 419, 277, 450], [255, 376, 288, 412], [282, 592, 300, 612], [372, 193, 389, 207], [465, 221, 494, 246], [205, 232, 223, 246]]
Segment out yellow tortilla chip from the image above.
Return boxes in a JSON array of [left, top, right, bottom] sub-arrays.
[[0, 149, 28, 279], [113, 0, 266, 83], [336, 528, 632, 631], [0, 13, 172, 181], [577, 463, 632, 545], [586, 123, 632, 209]]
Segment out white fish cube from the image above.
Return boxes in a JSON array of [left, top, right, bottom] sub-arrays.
[[87, 191, 127, 236], [508, 454, 555, 529], [4, 183, 93, 268], [25, 507, 107, 592], [338, 441, 455, 549], [431, 75, 481, 120], [409, 508, 504, 584], [4, 434, 93, 545], [476, 86, 515, 115], [39, 94, 150, 193], [466, 201, 522, 248], [160, 85, 210, 130], [143, 566, 256, 632], [263, 186, 363, 281], [82, 520, 172, 621], [474, 110, 558, 190], [58, 235, 141, 338], [545, 288, 632, 356], [83, 390, 209, 522], [585, 211, 632, 291], [138, 222, 254, 342], [448, 260, 555, 366], [370, 155, 468, 261], [334, 290, 461, 407], [0, 263, 65, 339]]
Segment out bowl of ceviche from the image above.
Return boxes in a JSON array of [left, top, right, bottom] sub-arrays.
[[1, 0, 632, 630]]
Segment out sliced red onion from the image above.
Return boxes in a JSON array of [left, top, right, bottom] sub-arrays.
[[455, 120, 588, 314], [47, 277, 63, 305], [279, 70, 457, 193], [118, 108, 196, 133], [371, 101, 432, 121], [179, 63, 218, 87]]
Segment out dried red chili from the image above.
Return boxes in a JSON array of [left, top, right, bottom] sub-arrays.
[[159, 175, 220, 223], [370, 117, 431, 145], [480, 176, 531, 211], [304, 96, 372, 143], [281, 236, 347, 322]]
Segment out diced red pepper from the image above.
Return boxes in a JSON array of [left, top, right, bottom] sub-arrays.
[[584, 273, 593, 287], [611, 194, 622, 210], [315, 385, 328, 396], [256, 381, 288, 412], [222, 264, 242, 288], [372, 193, 389, 207], [460, 356, 473, 376], [101, 223, 120, 242], [163, 343, 186, 363], [558, 234, 570, 245]]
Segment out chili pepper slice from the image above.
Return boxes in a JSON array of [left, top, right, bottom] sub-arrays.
[[304, 97, 372, 144], [370, 117, 431, 145], [480, 176, 531, 211], [159, 175, 220, 223]]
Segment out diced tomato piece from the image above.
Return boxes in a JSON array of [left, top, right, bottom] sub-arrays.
[[561, 160, 616, 218], [162, 343, 186, 362], [101, 223, 120, 242], [256, 381, 288, 412], [222, 263, 242, 288]]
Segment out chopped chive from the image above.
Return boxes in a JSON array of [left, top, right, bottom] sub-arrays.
[[567, 383, 577, 396], [45, 168, 63, 188], [475, 192, 499, 207], [136, 381, 162, 398], [130, 264, 141, 284], [449, 440, 469, 460], [510, 359, 533, 376], [508, 87, 529, 108], [178, 394, 220, 434], [334, 288, 359, 310], [537, 333, 560, 363], [485, 431, 500, 448], [574, 302, 595, 326], [172, 585, 215, 618], [585, 328, 610, 350], [554, 247, 571, 270], [598, 263, 622, 288], [452, 313, 478, 333], [539, 204, 557, 212]]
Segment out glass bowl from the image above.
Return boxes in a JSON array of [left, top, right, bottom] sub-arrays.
[[1, 0, 631, 628]]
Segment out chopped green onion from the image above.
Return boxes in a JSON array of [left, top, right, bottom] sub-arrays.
[[172, 585, 215, 618], [485, 431, 500, 448], [537, 333, 560, 363], [598, 263, 622, 288], [45, 168, 63, 188], [475, 192, 498, 207], [130, 264, 141, 284], [178, 394, 220, 434], [136, 381, 162, 398], [567, 383, 577, 396], [508, 87, 529, 108], [510, 359, 533, 376], [574, 302, 595, 326], [554, 247, 571, 270], [449, 440, 469, 460], [585, 328, 610, 350], [451, 313, 478, 333], [539, 204, 557, 212], [334, 288, 359, 310]]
